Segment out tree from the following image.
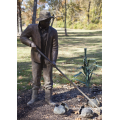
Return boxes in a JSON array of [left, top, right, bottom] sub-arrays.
[[22, 0, 46, 26], [64, 0, 67, 36], [17, 0, 23, 35], [32, 0, 37, 24], [48, 0, 68, 35], [87, 1, 91, 25]]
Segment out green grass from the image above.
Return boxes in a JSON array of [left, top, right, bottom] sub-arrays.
[[17, 28, 102, 91]]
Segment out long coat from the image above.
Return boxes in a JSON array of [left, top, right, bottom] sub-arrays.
[[20, 24, 58, 64]]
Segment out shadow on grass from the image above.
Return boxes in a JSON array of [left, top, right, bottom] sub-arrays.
[[17, 51, 101, 90], [53, 49, 102, 85], [17, 30, 102, 47], [17, 37, 32, 47], [17, 61, 32, 91], [17, 38, 29, 47], [57, 47, 102, 64], [58, 38, 102, 48], [58, 31, 102, 37]]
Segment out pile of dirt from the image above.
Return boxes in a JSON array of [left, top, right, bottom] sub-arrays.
[[17, 85, 102, 120]]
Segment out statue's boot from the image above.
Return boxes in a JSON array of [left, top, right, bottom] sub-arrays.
[[27, 89, 38, 106], [45, 89, 56, 106]]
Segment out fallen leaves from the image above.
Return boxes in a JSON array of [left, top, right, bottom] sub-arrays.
[[18, 76, 23, 79], [75, 117, 82, 120], [77, 95, 84, 99], [28, 82, 32, 86], [74, 80, 80, 84], [52, 92, 57, 95], [67, 83, 71, 86], [59, 74, 63, 76], [74, 110, 80, 114], [57, 86, 61, 88]]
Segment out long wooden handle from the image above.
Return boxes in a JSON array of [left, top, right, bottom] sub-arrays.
[[36, 46, 101, 114]]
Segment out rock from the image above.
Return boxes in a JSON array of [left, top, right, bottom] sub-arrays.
[[88, 98, 100, 108], [53, 103, 69, 115], [80, 107, 94, 118]]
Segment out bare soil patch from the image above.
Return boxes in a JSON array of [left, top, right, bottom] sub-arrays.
[[17, 85, 102, 120]]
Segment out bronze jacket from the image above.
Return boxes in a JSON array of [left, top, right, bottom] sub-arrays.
[[20, 24, 58, 64]]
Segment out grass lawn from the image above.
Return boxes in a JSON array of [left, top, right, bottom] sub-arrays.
[[17, 28, 102, 92]]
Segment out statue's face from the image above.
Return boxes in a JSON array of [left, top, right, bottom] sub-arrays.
[[39, 18, 51, 29]]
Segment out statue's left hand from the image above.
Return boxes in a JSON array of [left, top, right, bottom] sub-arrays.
[[52, 61, 56, 67]]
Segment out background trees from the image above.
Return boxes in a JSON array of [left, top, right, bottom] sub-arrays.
[[17, 0, 102, 32]]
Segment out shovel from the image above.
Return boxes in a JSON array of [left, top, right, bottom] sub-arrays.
[[36, 46, 102, 114]]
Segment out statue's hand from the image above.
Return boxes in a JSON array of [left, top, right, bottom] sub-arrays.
[[52, 61, 56, 67], [30, 42, 37, 51], [31, 42, 36, 48]]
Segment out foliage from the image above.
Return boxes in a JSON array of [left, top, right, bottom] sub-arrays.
[[20, 0, 102, 30], [51, 0, 102, 30], [21, 0, 46, 26]]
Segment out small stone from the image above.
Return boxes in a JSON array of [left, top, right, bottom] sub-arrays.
[[88, 98, 100, 108], [53, 103, 69, 115], [80, 107, 94, 118]]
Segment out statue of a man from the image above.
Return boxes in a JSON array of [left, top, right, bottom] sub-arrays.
[[20, 10, 58, 106]]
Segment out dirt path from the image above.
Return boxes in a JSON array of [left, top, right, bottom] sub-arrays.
[[17, 85, 102, 120]]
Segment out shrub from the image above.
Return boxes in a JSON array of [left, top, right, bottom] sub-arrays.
[[94, 19, 99, 24], [91, 19, 95, 23], [87, 23, 97, 30]]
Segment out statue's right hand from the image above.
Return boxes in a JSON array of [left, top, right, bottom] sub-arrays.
[[31, 42, 36, 48]]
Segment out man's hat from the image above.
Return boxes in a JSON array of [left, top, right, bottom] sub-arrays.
[[36, 10, 54, 21]]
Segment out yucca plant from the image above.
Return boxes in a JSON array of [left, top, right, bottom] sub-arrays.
[[73, 48, 101, 87]]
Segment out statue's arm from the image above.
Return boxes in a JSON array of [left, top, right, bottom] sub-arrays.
[[20, 25, 33, 47], [52, 30, 58, 63]]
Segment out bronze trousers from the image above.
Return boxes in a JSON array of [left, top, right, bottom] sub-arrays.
[[31, 60, 53, 90]]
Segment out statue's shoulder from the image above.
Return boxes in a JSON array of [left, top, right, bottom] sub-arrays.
[[27, 24, 38, 29], [50, 26, 57, 33]]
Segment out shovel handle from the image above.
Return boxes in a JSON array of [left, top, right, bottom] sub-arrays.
[[36, 46, 55, 65], [36, 46, 101, 114]]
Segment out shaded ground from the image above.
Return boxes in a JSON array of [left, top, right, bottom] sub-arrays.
[[17, 84, 102, 120]]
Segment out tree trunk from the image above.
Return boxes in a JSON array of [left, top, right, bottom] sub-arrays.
[[17, 1, 22, 35], [17, 11, 19, 35], [32, 0, 37, 24], [87, 1, 91, 25], [65, 0, 67, 36]]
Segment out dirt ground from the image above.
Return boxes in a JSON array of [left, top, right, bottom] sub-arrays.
[[17, 84, 102, 120]]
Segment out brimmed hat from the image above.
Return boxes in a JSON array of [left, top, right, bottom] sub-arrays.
[[36, 10, 54, 21]]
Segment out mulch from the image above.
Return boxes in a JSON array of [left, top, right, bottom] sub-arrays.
[[17, 84, 102, 120]]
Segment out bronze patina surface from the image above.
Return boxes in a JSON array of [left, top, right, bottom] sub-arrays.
[[20, 10, 58, 106]]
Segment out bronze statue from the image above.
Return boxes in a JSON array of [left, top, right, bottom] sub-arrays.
[[20, 10, 58, 106]]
